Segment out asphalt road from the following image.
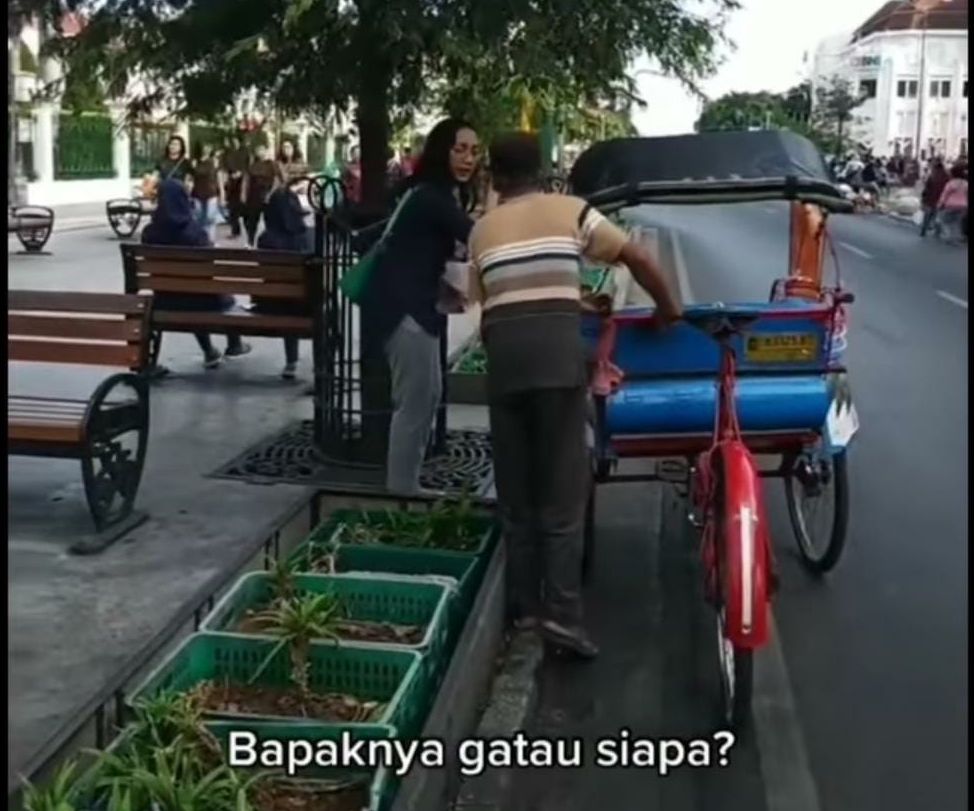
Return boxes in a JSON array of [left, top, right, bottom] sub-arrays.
[[514, 205, 966, 811], [636, 204, 968, 811]]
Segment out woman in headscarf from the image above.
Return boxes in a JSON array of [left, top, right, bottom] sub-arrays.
[[254, 187, 313, 379], [361, 117, 481, 495], [142, 179, 252, 371]]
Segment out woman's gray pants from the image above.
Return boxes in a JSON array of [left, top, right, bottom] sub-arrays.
[[384, 315, 442, 494]]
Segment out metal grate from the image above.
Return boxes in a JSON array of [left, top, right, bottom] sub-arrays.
[[210, 421, 494, 496]]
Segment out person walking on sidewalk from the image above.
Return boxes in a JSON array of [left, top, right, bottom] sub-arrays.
[[191, 142, 224, 243], [223, 135, 250, 238], [920, 159, 949, 238], [467, 132, 683, 659], [937, 164, 968, 245], [242, 142, 279, 246]]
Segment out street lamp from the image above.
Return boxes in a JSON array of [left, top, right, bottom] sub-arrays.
[[908, 0, 936, 158]]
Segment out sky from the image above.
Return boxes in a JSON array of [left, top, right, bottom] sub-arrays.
[[631, 0, 890, 135]]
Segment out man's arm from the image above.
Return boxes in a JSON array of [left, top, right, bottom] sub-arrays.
[[578, 203, 682, 323], [616, 241, 683, 324]]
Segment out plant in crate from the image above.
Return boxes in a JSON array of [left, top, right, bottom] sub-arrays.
[[22, 761, 85, 811], [188, 594, 387, 724]]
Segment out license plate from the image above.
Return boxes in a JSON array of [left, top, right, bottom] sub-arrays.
[[744, 333, 819, 363]]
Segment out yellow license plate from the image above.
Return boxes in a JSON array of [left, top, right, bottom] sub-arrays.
[[744, 333, 819, 363]]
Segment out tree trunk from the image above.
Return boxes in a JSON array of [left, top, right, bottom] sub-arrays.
[[356, 64, 391, 217], [836, 116, 844, 157]]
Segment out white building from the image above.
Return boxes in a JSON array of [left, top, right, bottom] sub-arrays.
[[810, 0, 968, 159]]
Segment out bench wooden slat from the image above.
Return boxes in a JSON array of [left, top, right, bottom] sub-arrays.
[[152, 311, 314, 333], [9, 339, 142, 368], [9, 291, 151, 316], [8, 398, 89, 415], [8, 421, 84, 444], [124, 245, 312, 265], [135, 276, 306, 299], [9, 314, 144, 342], [134, 261, 308, 282]]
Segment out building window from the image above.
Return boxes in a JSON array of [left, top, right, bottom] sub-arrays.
[[964, 79, 968, 98], [859, 79, 877, 99], [897, 80, 918, 98], [961, 138, 968, 158], [929, 80, 951, 98]]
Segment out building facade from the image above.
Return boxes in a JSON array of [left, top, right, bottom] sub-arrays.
[[810, 0, 968, 159]]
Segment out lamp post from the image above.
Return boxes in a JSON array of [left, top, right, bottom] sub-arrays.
[[910, 0, 935, 158]]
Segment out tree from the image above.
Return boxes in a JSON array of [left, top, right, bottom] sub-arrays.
[[44, 0, 739, 210], [813, 76, 865, 157]]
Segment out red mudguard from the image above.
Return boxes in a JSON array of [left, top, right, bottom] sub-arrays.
[[715, 440, 772, 649]]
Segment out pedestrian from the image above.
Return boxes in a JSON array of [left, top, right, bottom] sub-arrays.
[[254, 187, 313, 380], [223, 135, 250, 238], [937, 164, 968, 245], [241, 142, 279, 247], [277, 139, 308, 186], [142, 180, 252, 372], [467, 132, 683, 657], [146, 135, 193, 200], [191, 142, 224, 243], [919, 159, 949, 238], [360, 118, 481, 496]]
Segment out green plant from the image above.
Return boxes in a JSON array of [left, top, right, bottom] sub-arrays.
[[267, 557, 298, 603], [249, 593, 344, 698], [21, 761, 84, 811], [94, 742, 256, 811], [339, 493, 483, 552], [126, 691, 222, 765]]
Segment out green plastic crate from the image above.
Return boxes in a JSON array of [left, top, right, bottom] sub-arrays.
[[205, 720, 397, 811], [290, 543, 482, 644], [126, 632, 430, 739], [200, 572, 453, 680], [314, 508, 497, 559]]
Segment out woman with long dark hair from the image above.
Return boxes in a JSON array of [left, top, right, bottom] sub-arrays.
[[241, 141, 280, 246], [362, 118, 481, 495]]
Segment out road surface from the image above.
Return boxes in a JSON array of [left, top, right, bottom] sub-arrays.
[[514, 205, 967, 811]]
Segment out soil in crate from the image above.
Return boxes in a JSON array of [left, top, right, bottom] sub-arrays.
[[254, 777, 370, 811], [235, 610, 425, 646], [191, 680, 386, 723]]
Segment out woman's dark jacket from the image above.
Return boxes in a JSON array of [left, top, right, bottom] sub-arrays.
[[361, 182, 472, 352]]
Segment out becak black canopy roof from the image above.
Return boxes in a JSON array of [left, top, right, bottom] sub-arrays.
[[569, 130, 850, 212]]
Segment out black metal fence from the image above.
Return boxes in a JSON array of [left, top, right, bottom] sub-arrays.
[[311, 177, 449, 468]]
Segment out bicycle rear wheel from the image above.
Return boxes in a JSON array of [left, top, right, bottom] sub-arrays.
[[710, 451, 761, 728], [785, 450, 849, 574]]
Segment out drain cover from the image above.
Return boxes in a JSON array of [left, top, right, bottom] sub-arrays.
[[211, 421, 494, 497]]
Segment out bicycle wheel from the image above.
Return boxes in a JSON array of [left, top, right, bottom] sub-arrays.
[[785, 450, 849, 574], [711, 456, 755, 729]]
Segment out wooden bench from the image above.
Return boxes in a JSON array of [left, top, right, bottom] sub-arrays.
[[120, 244, 324, 370], [8, 205, 55, 253], [106, 196, 154, 239], [8, 290, 154, 553]]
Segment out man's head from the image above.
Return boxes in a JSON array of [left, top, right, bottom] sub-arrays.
[[489, 132, 542, 195]]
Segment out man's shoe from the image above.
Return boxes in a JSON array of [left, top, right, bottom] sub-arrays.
[[203, 350, 223, 370], [282, 362, 298, 380], [540, 620, 599, 660]]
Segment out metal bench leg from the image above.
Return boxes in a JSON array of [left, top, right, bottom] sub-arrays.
[[72, 374, 151, 554]]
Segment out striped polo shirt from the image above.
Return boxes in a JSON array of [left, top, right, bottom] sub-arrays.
[[467, 192, 629, 397], [469, 193, 629, 311]]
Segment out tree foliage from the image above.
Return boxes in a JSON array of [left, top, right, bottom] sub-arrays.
[[695, 78, 860, 155], [40, 0, 739, 208]]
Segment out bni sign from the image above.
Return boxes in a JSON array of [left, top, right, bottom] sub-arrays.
[[853, 55, 881, 69]]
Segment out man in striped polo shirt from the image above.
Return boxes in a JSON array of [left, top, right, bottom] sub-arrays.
[[469, 133, 682, 658]]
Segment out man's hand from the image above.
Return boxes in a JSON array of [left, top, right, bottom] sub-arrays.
[[617, 241, 683, 326]]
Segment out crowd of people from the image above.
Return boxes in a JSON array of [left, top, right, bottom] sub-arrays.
[[828, 150, 968, 241]]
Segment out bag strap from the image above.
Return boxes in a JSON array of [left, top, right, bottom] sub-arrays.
[[379, 185, 418, 242], [164, 158, 185, 182]]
